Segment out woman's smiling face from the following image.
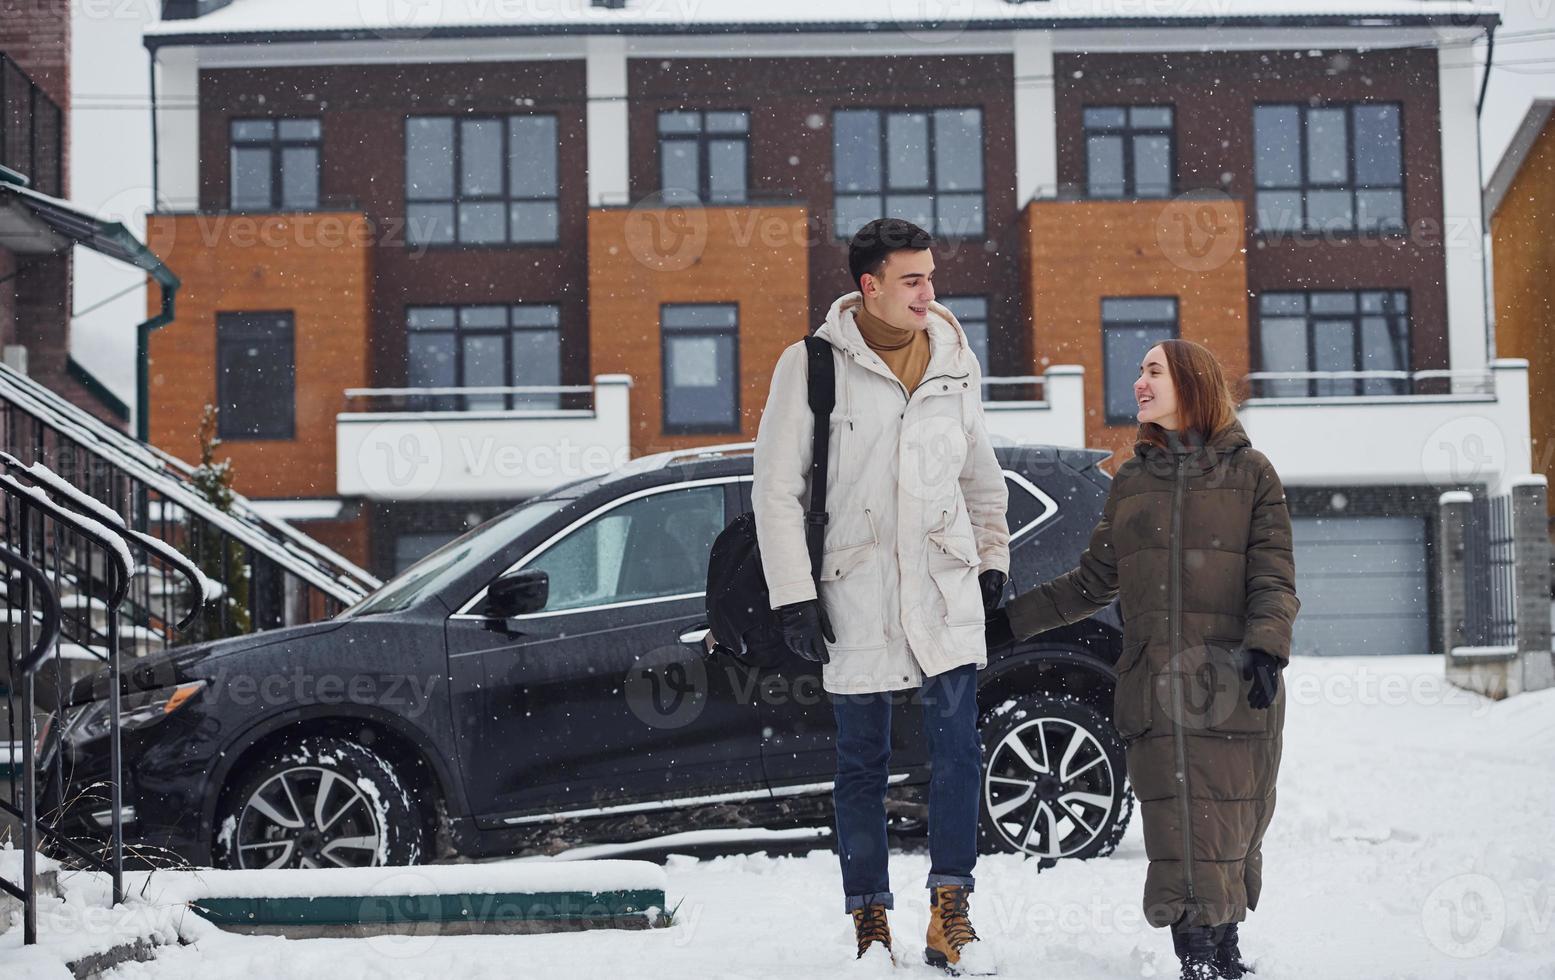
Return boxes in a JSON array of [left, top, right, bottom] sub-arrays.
[[1134, 344, 1181, 429]]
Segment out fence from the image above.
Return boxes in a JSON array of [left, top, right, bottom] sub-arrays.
[[1461, 493, 1518, 648]]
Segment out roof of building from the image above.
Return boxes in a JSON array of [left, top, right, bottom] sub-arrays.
[[1484, 98, 1555, 218], [144, 0, 1499, 47]]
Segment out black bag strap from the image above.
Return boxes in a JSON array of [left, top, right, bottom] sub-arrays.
[[802, 336, 835, 588]]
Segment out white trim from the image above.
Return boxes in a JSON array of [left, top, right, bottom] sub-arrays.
[[1013, 30, 1056, 204], [161, 25, 1485, 69], [1438, 38, 1492, 378], [247, 498, 345, 522], [500, 774, 910, 826], [452, 475, 746, 617], [586, 35, 630, 208]]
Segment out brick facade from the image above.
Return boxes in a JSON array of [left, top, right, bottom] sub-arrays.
[[0, 0, 69, 193], [1055, 49, 1449, 379]]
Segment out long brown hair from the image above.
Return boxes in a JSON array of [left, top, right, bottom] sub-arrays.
[[1137, 339, 1237, 449]]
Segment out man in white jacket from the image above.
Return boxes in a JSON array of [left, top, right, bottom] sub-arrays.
[[752, 218, 1010, 973]]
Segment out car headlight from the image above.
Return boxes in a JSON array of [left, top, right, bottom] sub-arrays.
[[67, 681, 206, 743]]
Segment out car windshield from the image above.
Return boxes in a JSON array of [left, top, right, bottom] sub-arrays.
[[343, 497, 572, 617]]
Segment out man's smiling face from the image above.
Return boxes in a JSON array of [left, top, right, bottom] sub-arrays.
[[861, 248, 936, 331]]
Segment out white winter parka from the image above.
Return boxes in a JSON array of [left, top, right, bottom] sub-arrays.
[[752, 292, 1010, 695]]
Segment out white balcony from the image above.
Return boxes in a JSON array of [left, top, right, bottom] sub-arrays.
[[336, 375, 633, 501], [979, 365, 1088, 449], [1238, 359, 1532, 494]]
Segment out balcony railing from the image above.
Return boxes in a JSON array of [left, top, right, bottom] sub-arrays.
[[1243, 369, 1497, 401], [0, 54, 63, 197]]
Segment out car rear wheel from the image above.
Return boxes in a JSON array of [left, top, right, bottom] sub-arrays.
[[212, 735, 423, 870], [977, 693, 1132, 867]]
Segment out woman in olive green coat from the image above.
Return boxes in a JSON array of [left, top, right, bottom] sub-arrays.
[[987, 339, 1299, 980]]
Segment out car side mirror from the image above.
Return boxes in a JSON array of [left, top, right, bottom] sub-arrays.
[[482, 568, 548, 619]]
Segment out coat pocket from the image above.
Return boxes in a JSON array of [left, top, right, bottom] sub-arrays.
[[925, 528, 983, 627], [1111, 638, 1153, 740], [817, 538, 886, 652], [1196, 636, 1277, 738]]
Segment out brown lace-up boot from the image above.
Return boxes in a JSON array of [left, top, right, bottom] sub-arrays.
[[851, 903, 895, 965], [925, 885, 996, 975]]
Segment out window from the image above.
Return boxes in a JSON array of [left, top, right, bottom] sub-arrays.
[[216, 312, 295, 439], [526, 485, 727, 612], [661, 304, 740, 434], [833, 107, 984, 239], [407, 304, 561, 411], [1101, 298, 1178, 425], [1256, 290, 1410, 397], [230, 119, 320, 211], [1254, 103, 1404, 234], [658, 110, 750, 204], [941, 296, 990, 371], [405, 114, 559, 246], [1082, 106, 1173, 199]]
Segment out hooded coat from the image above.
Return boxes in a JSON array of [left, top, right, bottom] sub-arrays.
[[752, 292, 1011, 695], [1004, 420, 1299, 928]]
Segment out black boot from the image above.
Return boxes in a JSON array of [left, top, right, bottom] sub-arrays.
[[1213, 922, 1253, 978], [1171, 921, 1220, 980]]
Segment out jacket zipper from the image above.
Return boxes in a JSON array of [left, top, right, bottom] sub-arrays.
[[1169, 454, 1199, 912]]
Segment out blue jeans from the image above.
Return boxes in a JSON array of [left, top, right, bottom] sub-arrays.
[[831, 664, 981, 912]]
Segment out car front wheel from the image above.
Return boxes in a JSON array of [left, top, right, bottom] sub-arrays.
[[212, 735, 423, 870], [977, 693, 1132, 867]]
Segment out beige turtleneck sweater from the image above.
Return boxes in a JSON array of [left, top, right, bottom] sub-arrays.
[[854, 303, 932, 394]]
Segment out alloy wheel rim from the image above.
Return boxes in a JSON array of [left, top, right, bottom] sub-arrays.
[[984, 716, 1117, 859], [236, 765, 382, 869]]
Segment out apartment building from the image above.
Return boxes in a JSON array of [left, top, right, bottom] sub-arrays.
[[139, 0, 1525, 655]]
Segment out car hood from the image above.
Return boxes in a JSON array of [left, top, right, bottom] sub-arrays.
[[69, 619, 350, 704]]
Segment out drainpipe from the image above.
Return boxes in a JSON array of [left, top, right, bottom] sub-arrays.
[[1476, 23, 1497, 364], [136, 278, 178, 443]]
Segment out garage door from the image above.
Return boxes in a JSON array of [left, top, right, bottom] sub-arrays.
[[1290, 515, 1430, 656]]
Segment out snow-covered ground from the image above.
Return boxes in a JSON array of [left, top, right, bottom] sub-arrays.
[[11, 656, 1555, 979]]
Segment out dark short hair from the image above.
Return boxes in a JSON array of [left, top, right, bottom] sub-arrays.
[[847, 218, 934, 291]]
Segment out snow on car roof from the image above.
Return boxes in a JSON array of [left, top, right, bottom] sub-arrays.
[[145, 0, 1497, 40]]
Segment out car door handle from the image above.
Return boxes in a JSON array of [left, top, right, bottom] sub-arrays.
[[678, 625, 711, 646]]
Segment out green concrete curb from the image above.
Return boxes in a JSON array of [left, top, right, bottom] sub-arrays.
[[194, 887, 665, 927]]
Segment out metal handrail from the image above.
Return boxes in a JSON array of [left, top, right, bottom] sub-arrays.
[[0, 462, 208, 940], [0, 545, 60, 944], [2, 454, 209, 632], [0, 547, 60, 680]]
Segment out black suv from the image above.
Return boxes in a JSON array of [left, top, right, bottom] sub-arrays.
[[43, 444, 1129, 871]]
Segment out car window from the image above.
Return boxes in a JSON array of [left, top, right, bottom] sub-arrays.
[[346, 497, 569, 616], [525, 484, 726, 613]]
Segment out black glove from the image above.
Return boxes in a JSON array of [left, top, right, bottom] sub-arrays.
[[978, 569, 1008, 615], [1243, 649, 1282, 710], [776, 599, 834, 664], [985, 607, 1015, 650]]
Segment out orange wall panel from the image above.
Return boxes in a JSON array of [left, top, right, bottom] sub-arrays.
[[1490, 117, 1555, 518], [588, 205, 812, 457], [145, 212, 372, 499], [1022, 198, 1250, 471]]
